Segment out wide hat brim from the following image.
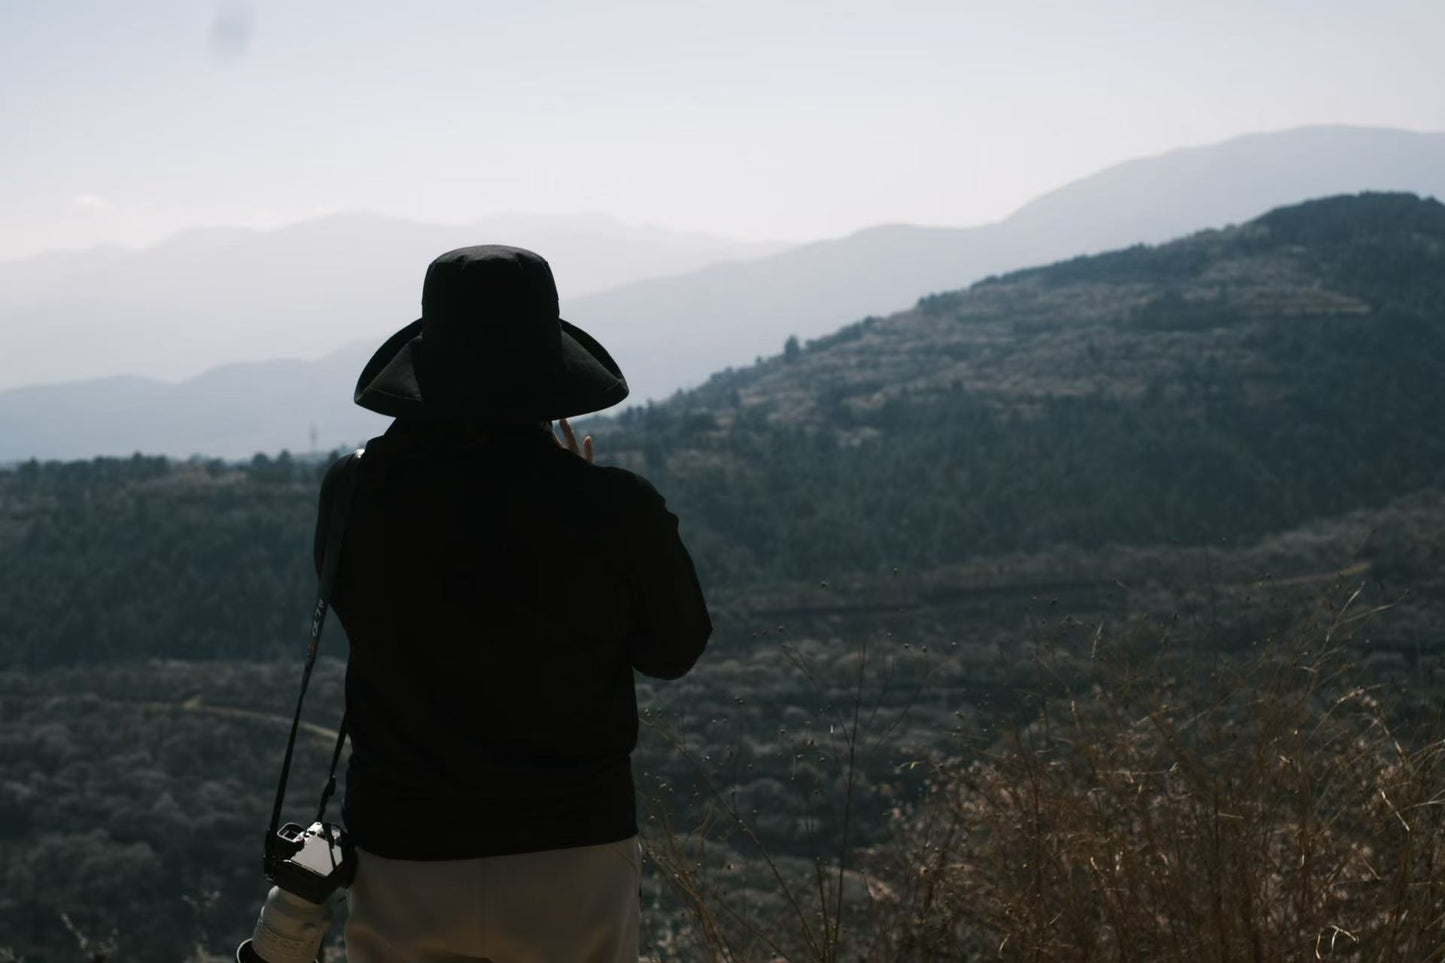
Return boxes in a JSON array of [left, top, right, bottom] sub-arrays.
[[354, 316, 629, 422]]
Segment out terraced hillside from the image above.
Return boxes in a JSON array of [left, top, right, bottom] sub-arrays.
[[603, 192, 1445, 585]]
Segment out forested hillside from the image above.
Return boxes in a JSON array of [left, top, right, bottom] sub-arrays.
[[0, 453, 323, 666], [2, 192, 1444, 960], [618, 192, 1445, 584], [3, 488, 1442, 960], [1, 192, 1442, 667]]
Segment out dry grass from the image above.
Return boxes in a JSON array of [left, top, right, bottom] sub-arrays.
[[641, 634, 932, 963], [648, 586, 1445, 962]]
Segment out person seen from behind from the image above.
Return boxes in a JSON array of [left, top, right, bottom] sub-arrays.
[[315, 245, 712, 962]]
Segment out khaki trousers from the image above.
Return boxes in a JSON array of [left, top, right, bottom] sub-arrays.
[[344, 837, 640, 963]]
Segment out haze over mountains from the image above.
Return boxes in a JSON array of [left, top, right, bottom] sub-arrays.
[[0, 213, 785, 388], [4, 125, 1444, 461], [579, 126, 1445, 404]]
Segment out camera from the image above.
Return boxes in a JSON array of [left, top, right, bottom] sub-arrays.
[[236, 821, 356, 963]]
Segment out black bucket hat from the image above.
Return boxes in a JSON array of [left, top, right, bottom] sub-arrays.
[[354, 245, 629, 422]]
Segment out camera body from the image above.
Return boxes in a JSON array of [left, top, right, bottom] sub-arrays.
[[266, 820, 356, 903], [236, 822, 356, 963]]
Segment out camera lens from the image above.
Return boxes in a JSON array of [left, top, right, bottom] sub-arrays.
[[235, 886, 328, 963]]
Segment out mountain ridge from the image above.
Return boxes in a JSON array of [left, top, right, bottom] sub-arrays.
[[6, 126, 1445, 460], [0, 211, 788, 389], [570, 125, 1445, 403], [588, 191, 1445, 586]]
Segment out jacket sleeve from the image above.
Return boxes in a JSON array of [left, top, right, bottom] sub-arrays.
[[623, 475, 712, 680], [313, 452, 352, 579]]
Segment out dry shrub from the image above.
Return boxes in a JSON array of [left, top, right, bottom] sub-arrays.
[[876, 590, 1445, 962], [643, 587, 1444, 962]]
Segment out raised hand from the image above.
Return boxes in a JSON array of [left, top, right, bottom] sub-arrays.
[[553, 417, 594, 463]]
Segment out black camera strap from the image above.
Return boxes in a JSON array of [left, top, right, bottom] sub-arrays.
[[266, 449, 364, 862]]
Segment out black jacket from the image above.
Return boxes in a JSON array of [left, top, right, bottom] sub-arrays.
[[315, 419, 711, 859]]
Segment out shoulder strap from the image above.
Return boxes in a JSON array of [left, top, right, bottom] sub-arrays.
[[266, 449, 364, 846]]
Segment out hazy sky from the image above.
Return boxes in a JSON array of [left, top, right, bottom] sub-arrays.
[[4, 0, 1443, 259]]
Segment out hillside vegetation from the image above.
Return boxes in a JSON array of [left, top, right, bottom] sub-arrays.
[[1, 193, 1442, 666], [619, 192, 1445, 585], [0, 193, 1443, 960], [2, 493, 1440, 959]]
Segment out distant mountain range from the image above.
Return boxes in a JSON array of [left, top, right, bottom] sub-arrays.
[[575, 126, 1445, 404], [0, 212, 786, 388], [0, 347, 377, 463], [4, 125, 1444, 461]]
